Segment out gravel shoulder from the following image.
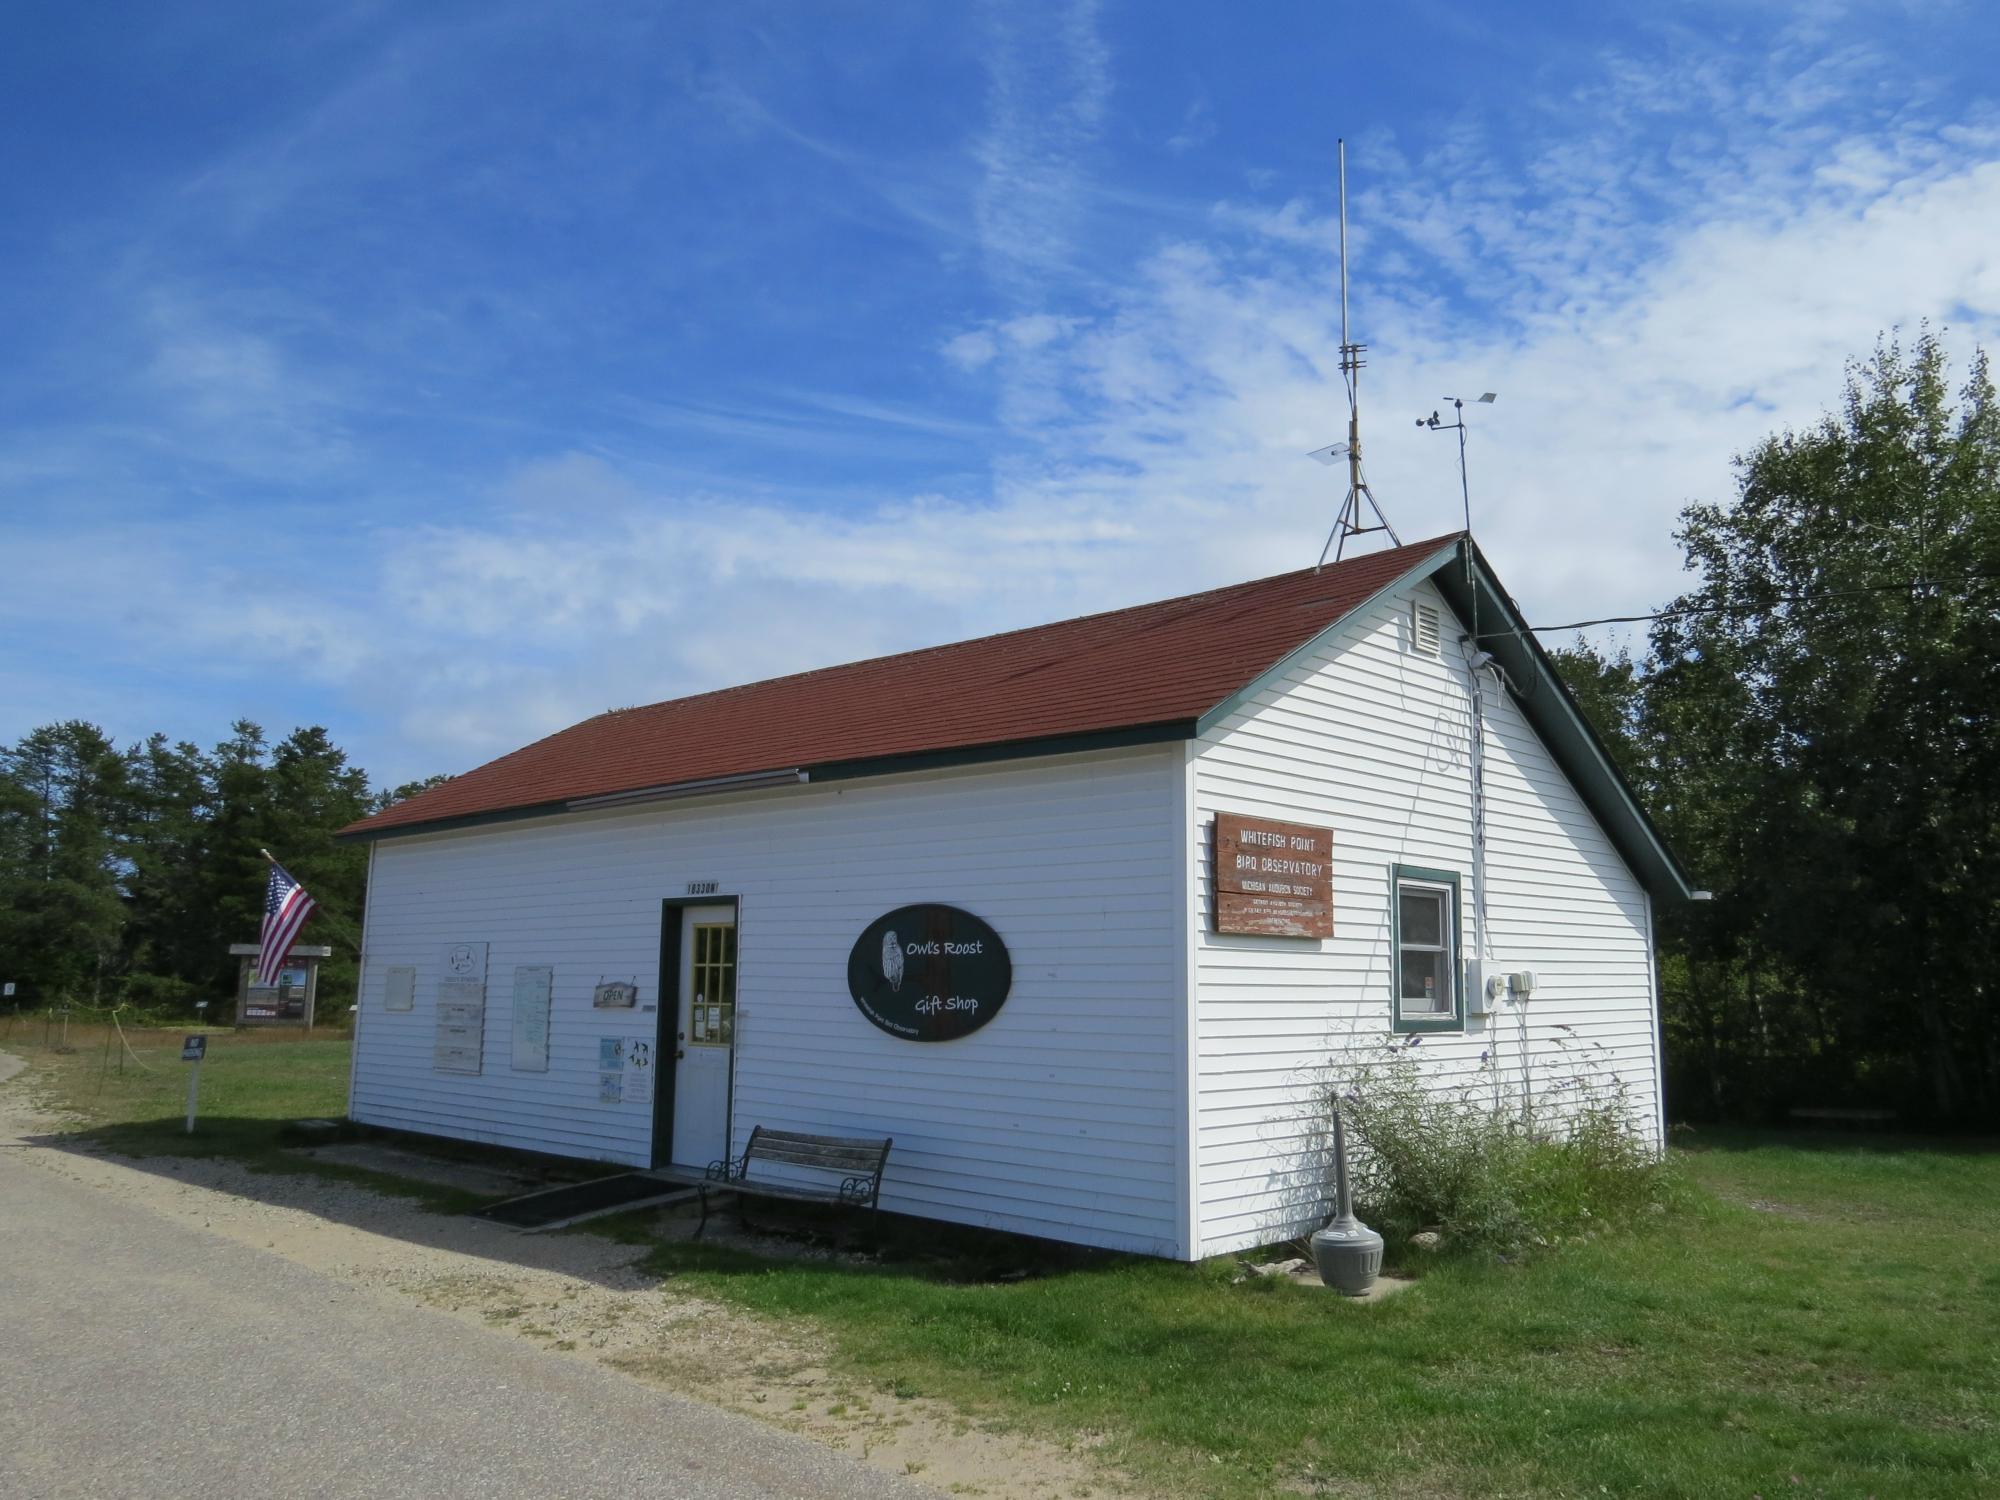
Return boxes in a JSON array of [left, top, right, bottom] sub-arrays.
[[0, 1050, 1122, 1500]]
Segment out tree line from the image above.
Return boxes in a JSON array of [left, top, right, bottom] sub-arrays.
[[4, 332, 1993, 1127], [1552, 331, 1999, 1127], [0, 720, 443, 1016]]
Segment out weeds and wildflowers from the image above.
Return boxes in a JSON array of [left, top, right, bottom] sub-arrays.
[[1319, 1033, 1675, 1257]]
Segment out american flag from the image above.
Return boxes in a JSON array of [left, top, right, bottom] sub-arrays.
[[257, 860, 317, 987]]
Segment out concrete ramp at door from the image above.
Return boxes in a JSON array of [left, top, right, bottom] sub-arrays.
[[471, 1172, 695, 1231]]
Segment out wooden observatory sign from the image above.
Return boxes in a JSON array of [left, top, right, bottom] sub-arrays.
[[1211, 813, 1334, 938]]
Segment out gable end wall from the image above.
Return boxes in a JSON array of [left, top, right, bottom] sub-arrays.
[[1188, 578, 1662, 1257]]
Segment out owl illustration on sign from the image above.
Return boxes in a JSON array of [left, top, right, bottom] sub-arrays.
[[882, 931, 905, 992]]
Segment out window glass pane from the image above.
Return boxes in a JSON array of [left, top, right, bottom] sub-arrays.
[[1399, 948, 1448, 1009], [689, 923, 737, 1046], [1399, 888, 1444, 948]]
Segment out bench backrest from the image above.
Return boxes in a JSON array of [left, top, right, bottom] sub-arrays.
[[742, 1126, 892, 1184]]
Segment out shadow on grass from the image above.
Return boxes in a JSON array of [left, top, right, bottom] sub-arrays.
[[27, 1114, 673, 1290], [1674, 1123, 2000, 1157], [31, 1112, 1137, 1294], [609, 1192, 1149, 1288]]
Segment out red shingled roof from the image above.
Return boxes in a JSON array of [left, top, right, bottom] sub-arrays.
[[344, 534, 1463, 838]]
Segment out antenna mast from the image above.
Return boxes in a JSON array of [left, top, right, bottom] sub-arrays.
[[1316, 138, 1401, 570]]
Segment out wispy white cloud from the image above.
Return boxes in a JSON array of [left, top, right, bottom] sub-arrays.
[[1166, 93, 1216, 155], [7, 6, 1999, 787], [970, 0, 1111, 290]]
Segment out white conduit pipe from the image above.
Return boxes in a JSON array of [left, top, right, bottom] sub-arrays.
[[1461, 639, 1525, 1125]]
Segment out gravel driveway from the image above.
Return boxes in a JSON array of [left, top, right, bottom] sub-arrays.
[[0, 1051, 952, 1500]]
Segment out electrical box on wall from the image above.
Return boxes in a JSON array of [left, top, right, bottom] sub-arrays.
[[1466, 960, 1494, 1016]]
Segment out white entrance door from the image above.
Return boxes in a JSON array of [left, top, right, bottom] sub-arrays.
[[671, 905, 736, 1170]]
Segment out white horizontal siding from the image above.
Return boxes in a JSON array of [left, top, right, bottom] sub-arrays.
[[1190, 578, 1662, 1257], [351, 746, 1185, 1256]]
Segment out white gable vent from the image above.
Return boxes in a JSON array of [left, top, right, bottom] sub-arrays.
[[1411, 600, 1442, 658]]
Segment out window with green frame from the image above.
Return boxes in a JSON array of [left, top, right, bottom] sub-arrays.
[[1390, 864, 1464, 1033]]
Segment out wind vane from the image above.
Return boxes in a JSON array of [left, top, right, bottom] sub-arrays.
[[1314, 138, 1401, 570]]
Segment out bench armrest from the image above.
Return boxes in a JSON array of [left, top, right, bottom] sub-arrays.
[[705, 1153, 747, 1182], [838, 1174, 880, 1205]]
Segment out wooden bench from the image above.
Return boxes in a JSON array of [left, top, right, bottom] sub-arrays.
[[700, 1126, 893, 1239]]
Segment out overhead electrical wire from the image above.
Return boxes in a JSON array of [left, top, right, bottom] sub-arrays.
[[1513, 570, 2000, 635]]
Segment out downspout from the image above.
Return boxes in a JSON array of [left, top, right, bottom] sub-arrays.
[[346, 840, 376, 1122], [1173, 745, 1201, 1261], [1460, 636, 1515, 1121], [1644, 890, 1668, 1153]]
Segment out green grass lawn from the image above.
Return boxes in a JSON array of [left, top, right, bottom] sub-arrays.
[[2, 1019, 504, 1209], [8, 1018, 354, 1156], [620, 1135, 2000, 1499], [11, 1020, 1996, 1498]]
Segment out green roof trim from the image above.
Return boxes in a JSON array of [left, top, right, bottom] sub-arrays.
[[1196, 537, 1693, 903], [809, 721, 1195, 784], [1432, 540, 1693, 901], [335, 797, 575, 843]]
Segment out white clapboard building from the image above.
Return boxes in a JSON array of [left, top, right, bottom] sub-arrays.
[[340, 534, 1690, 1260]]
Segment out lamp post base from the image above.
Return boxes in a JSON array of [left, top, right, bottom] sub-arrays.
[[1310, 1214, 1384, 1296]]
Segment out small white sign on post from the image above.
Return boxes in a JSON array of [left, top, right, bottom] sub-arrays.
[[182, 1035, 207, 1134]]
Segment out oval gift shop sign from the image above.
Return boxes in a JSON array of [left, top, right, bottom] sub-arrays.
[[847, 904, 1012, 1042]]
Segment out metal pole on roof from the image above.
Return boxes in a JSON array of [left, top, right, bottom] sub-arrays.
[[1315, 139, 1402, 571], [1339, 139, 1359, 521]]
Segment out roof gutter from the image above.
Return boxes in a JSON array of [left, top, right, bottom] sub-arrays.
[[340, 722, 1195, 844], [566, 767, 809, 812], [338, 768, 811, 843]]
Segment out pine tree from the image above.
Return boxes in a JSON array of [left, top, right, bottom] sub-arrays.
[[199, 720, 273, 996], [121, 735, 216, 1007], [0, 723, 131, 1004], [265, 726, 373, 998]]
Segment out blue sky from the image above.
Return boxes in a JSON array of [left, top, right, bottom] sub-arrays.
[[5, 1, 1998, 786]]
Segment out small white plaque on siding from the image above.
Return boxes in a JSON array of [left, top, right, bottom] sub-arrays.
[[442, 941, 488, 984], [435, 976, 486, 1074], [383, 966, 416, 1012], [510, 966, 553, 1072]]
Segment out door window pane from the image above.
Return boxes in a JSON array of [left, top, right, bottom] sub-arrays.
[[689, 923, 737, 1047]]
